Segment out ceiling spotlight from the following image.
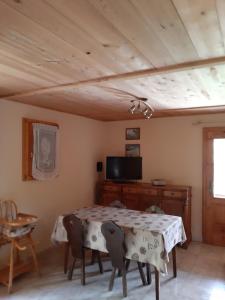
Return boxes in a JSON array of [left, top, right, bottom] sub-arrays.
[[128, 98, 153, 119], [143, 107, 149, 115], [136, 101, 141, 112], [145, 109, 153, 119], [129, 103, 136, 114]]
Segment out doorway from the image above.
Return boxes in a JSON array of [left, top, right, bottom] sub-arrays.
[[203, 127, 225, 246]]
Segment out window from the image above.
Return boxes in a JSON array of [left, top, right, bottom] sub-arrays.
[[213, 138, 225, 198]]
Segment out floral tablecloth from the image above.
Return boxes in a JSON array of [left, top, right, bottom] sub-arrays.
[[51, 206, 186, 273]]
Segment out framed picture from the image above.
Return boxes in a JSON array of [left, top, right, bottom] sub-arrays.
[[125, 144, 140, 157], [126, 128, 140, 140]]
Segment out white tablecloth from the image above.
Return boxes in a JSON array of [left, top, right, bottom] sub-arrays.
[[51, 206, 186, 273]]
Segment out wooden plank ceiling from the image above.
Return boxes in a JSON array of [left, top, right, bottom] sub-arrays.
[[1, 0, 225, 121]]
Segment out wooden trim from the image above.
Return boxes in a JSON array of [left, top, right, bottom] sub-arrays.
[[153, 105, 225, 118], [3, 56, 225, 101], [22, 118, 59, 181], [202, 127, 208, 243], [7, 100, 225, 123], [202, 127, 225, 244]]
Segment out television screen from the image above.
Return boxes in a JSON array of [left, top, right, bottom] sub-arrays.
[[106, 156, 142, 181]]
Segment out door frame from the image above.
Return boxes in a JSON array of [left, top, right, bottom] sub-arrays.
[[202, 127, 225, 244]]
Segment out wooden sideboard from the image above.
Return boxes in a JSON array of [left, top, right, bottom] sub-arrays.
[[97, 181, 192, 248]]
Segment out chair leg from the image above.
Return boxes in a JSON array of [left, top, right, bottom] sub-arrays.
[[91, 250, 96, 265], [125, 259, 130, 272], [146, 263, 151, 285], [8, 241, 15, 294], [15, 247, 20, 264], [81, 254, 86, 286], [96, 251, 103, 274], [64, 242, 70, 274], [154, 267, 160, 300], [109, 267, 117, 291], [137, 262, 147, 286], [172, 247, 177, 278], [27, 234, 40, 276], [68, 258, 76, 280], [121, 267, 127, 297]]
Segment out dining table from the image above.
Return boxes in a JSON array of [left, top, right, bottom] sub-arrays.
[[51, 205, 186, 299]]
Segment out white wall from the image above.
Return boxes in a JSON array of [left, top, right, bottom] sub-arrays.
[[1, 98, 225, 254], [103, 114, 225, 242], [0, 100, 106, 259]]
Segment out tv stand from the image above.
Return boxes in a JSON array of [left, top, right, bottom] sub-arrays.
[[98, 181, 192, 248]]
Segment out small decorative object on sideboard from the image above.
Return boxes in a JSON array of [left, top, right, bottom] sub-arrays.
[[151, 179, 167, 186]]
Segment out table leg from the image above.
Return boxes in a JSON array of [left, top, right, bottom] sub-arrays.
[[154, 267, 160, 300], [137, 262, 147, 286], [172, 247, 177, 278]]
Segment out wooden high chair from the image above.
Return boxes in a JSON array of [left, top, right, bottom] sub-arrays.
[[0, 200, 39, 293]]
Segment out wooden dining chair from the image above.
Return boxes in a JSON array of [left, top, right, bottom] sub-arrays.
[[63, 214, 103, 285], [109, 200, 126, 209], [101, 221, 147, 297], [145, 205, 165, 214]]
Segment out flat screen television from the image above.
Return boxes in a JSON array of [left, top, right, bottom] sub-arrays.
[[106, 156, 142, 181]]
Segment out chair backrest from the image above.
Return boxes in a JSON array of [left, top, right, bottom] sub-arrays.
[[145, 205, 165, 214], [109, 200, 126, 209], [101, 221, 126, 269], [0, 200, 17, 221], [63, 214, 84, 259]]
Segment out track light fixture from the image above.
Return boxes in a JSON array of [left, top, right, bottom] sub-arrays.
[[128, 98, 153, 119]]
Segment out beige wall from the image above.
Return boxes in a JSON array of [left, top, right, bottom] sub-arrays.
[[103, 114, 225, 242], [0, 100, 105, 257], [1, 98, 225, 253]]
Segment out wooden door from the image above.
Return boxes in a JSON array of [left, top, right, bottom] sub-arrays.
[[203, 127, 225, 246]]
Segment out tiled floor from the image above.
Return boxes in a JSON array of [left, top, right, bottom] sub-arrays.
[[0, 242, 224, 300]]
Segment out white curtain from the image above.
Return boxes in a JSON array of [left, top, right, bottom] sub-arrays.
[[32, 123, 59, 180]]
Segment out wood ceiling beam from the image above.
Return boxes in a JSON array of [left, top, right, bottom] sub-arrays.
[[2, 55, 225, 100]]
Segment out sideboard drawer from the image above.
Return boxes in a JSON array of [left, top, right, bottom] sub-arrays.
[[163, 190, 186, 198], [122, 187, 140, 194], [103, 185, 121, 192], [142, 189, 158, 196]]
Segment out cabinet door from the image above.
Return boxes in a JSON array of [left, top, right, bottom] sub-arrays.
[[161, 199, 184, 217], [101, 192, 121, 206], [123, 194, 140, 210], [140, 196, 162, 211]]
